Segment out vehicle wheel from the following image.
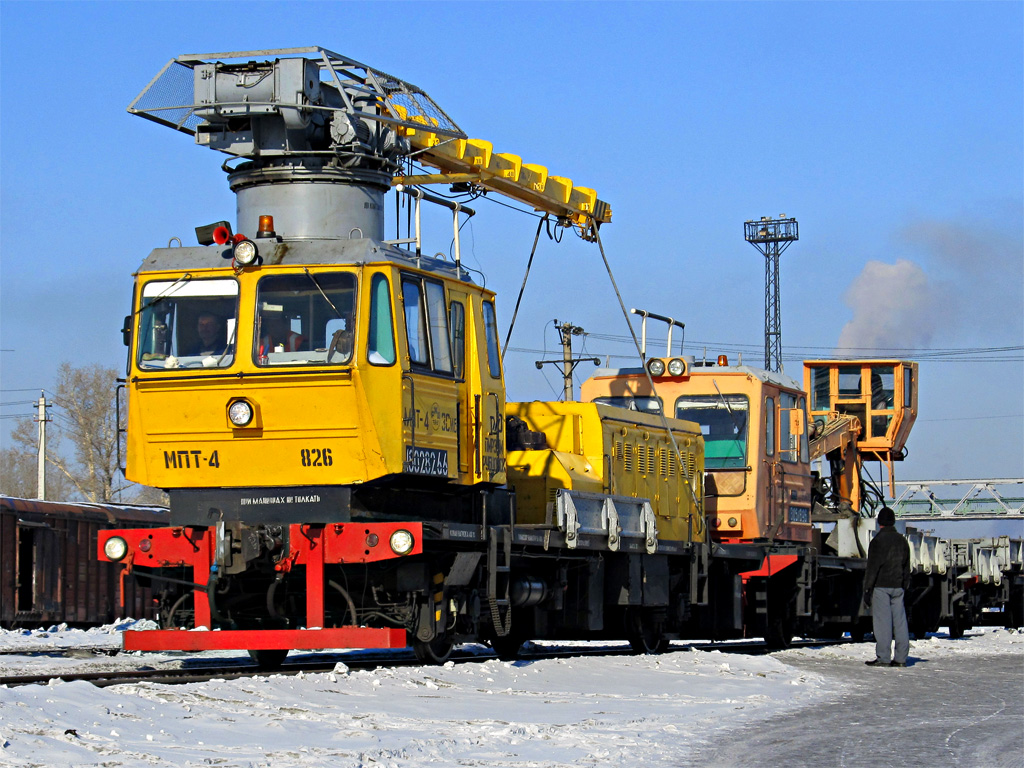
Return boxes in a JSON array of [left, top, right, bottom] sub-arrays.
[[161, 593, 194, 629], [490, 635, 524, 661], [248, 649, 289, 669], [413, 635, 455, 664], [627, 608, 669, 655], [765, 601, 797, 650]]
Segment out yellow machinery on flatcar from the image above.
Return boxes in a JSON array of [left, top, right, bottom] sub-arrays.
[[581, 354, 814, 544]]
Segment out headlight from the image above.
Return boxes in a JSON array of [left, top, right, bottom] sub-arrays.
[[389, 529, 415, 555], [228, 399, 254, 427], [646, 358, 666, 377], [232, 239, 259, 266], [667, 358, 686, 377], [104, 536, 129, 561]]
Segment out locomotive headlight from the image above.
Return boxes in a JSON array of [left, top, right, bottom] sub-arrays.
[[228, 399, 254, 427], [646, 358, 666, 377], [667, 358, 686, 377], [232, 239, 259, 266], [389, 529, 415, 555], [104, 536, 129, 562]]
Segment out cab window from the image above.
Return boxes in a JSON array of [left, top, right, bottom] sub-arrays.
[[482, 301, 501, 379], [675, 394, 749, 470], [254, 272, 356, 367], [368, 273, 396, 366], [450, 301, 465, 379], [403, 275, 452, 374], [137, 277, 239, 370], [779, 392, 798, 462], [765, 397, 775, 456]]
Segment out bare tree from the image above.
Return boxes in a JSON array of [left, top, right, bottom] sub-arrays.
[[1, 416, 71, 499], [2, 363, 165, 505]]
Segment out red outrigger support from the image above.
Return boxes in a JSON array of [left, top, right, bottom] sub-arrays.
[[98, 521, 423, 653]]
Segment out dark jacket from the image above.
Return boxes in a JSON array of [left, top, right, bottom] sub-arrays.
[[864, 525, 911, 591]]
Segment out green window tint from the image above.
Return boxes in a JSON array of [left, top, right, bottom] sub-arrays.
[[765, 397, 775, 456], [483, 301, 501, 379], [450, 301, 465, 379], [675, 395, 749, 470], [779, 392, 798, 462], [368, 274, 396, 366], [810, 366, 830, 411], [591, 396, 663, 415], [137, 278, 239, 370]]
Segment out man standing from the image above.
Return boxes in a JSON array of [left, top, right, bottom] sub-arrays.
[[863, 506, 911, 667]]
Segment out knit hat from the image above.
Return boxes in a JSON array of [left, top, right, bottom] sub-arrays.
[[877, 507, 896, 527]]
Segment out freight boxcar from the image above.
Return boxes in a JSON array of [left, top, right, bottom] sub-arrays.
[[0, 496, 167, 628]]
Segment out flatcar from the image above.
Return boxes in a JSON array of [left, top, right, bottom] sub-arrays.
[[1, 495, 167, 628]]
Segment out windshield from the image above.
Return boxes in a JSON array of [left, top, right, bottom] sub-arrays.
[[675, 394, 749, 469], [255, 272, 357, 367], [137, 278, 238, 370]]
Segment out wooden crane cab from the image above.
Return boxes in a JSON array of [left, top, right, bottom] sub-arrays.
[[580, 356, 813, 545]]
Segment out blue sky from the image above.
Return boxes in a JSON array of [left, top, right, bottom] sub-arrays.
[[1, 2, 1021, 530]]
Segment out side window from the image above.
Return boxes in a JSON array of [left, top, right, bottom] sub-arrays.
[[779, 393, 797, 462], [368, 274, 396, 365], [765, 397, 775, 456], [450, 301, 465, 379], [810, 366, 830, 411], [402, 278, 429, 366], [482, 300, 501, 379], [425, 281, 452, 374], [903, 365, 914, 407], [798, 396, 809, 463], [838, 368, 862, 399]]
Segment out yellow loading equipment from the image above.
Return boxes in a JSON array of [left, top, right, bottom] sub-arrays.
[[506, 402, 705, 545]]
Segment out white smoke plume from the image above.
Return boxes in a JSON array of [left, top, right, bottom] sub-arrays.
[[836, 259, 947, 352], [836, 215, 1022, 354]]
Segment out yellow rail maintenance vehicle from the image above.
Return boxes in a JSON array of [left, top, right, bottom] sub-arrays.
[[100, 47, 716, 664]]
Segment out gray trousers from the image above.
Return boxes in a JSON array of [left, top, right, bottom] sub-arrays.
[[872, 587, 910, 663]]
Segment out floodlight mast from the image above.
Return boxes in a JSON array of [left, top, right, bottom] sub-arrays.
[[744, 216, 798, 373]]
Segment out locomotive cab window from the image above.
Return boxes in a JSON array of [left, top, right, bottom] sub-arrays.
[[675, 394, 749, 469], [137, 278, 239, 370], [482, 300, 501, 379], [254, 272, 357, 367], [367, 273, 396, 366], [402, 275, 452, 374]]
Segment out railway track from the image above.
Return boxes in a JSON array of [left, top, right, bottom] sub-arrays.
[[0, 637, 853, 689]]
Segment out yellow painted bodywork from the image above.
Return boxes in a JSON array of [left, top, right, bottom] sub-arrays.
[[505, 401, 705, 544], [126, 262, 506, 491], [390, 108, 611, 236]]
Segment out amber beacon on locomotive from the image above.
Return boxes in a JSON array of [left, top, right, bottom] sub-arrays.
[[98, 47, 719, 663]]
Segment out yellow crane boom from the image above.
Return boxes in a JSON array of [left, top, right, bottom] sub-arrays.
[[391, 107, 612, 240]]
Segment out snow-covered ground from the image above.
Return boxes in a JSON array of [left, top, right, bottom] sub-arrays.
[[0, 623, 1020, 768]]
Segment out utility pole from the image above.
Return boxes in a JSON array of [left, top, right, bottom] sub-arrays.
[[534, 320, 600, 401], [744, 215, 799, 372], [34, 391, 51, 500]]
